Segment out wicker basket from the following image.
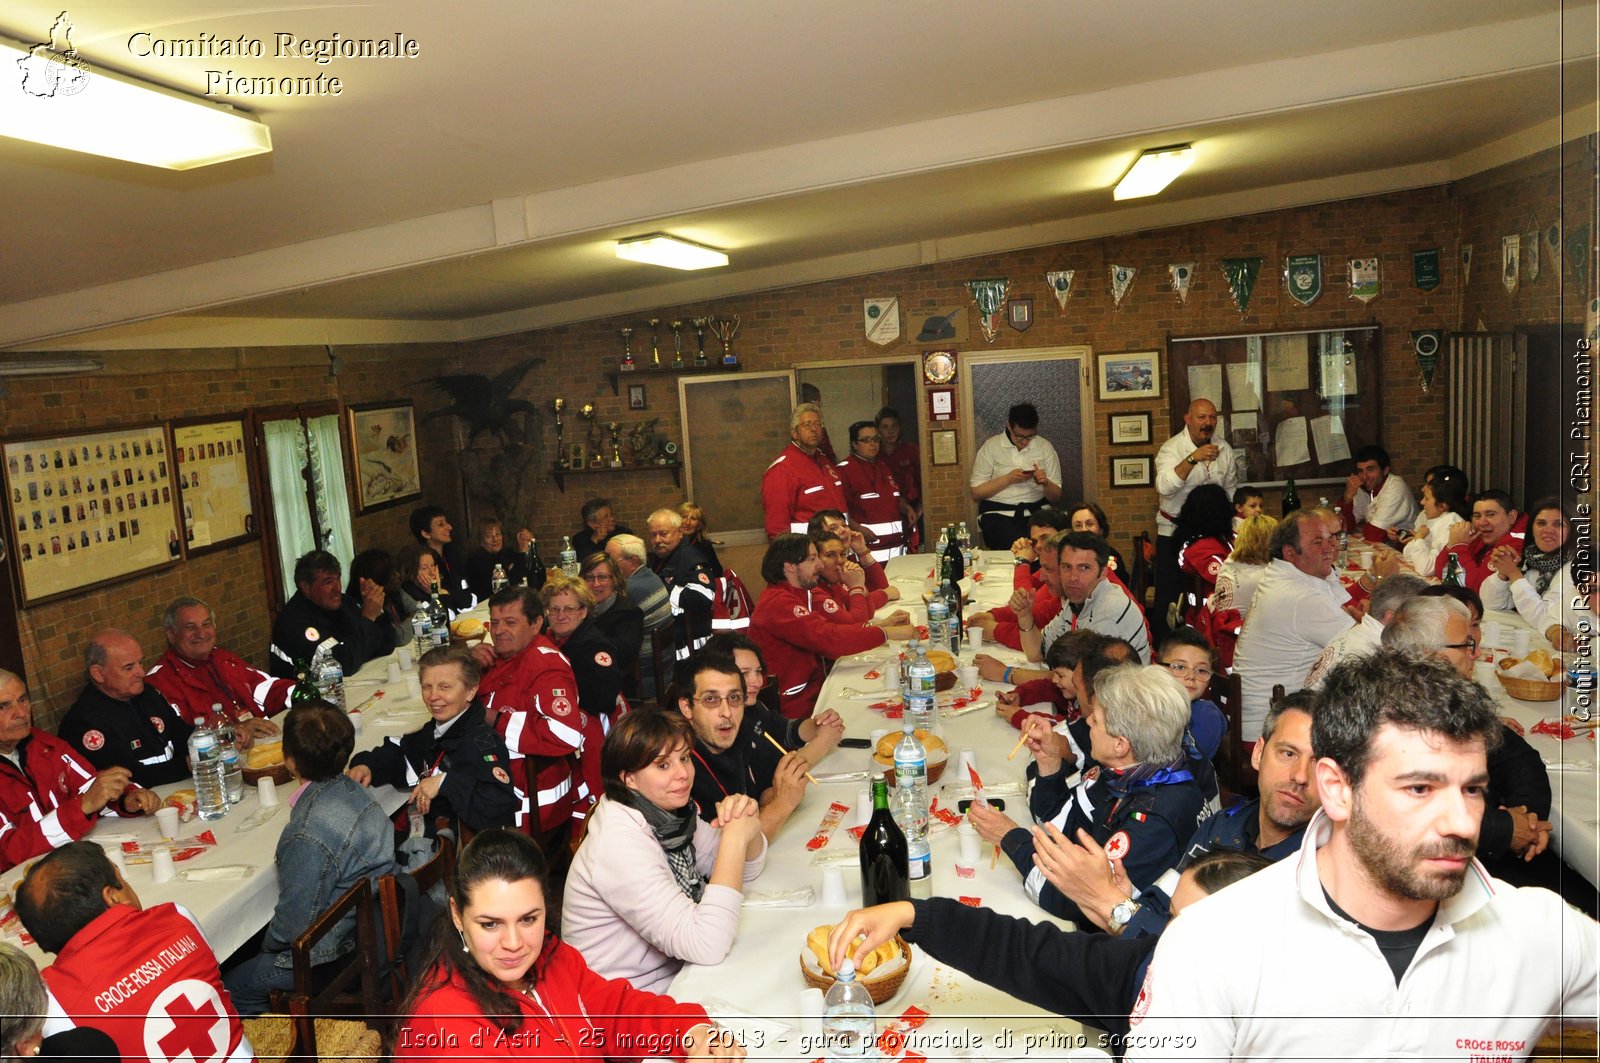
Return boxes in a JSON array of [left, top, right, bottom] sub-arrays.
[[243, 761, 293, 786], [800, 935, 913, 1005], [1495, 658, 1564, 703]]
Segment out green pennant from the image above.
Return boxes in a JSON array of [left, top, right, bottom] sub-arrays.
[[1220, 257, 1262, 314], [1285, 254, 1322, 306], [1568, 226, 1590, 291], [1413, 249, 1441, 292]]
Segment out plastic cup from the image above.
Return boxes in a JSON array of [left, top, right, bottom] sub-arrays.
[[257, 777, 279, 808], [386, 659, 403, 684], [957, 665, 980, 688], [883, 666, 900, 693], [797, 988, 825, 1040], [405, 673, 423, 700], [966, 625, 984, 649], [151, 847, 176, 884], [870, 728, 888, 749], [396, 645, 413, 671], [854, 789, 872, 826], [1512, 628, 1532, 657], [957, 821, 981, 866], [154, 805, 180, 839], [957, 748, 979, 779], [104, 845, 127, 874], [1481, 620, 1502, 651], [820, 866, 848, 907]]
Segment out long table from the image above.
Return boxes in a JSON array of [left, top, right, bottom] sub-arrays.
[[669, 552, 1098, 1058]]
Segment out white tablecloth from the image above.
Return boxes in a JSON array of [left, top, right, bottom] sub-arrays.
[[668, 552, 1094, 1057]]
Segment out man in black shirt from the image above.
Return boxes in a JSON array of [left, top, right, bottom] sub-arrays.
[[269, 550, 394, 678], [59, 630, 192, 788]]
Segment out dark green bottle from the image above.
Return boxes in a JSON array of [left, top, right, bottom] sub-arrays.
[[859, 773, 910, 906], [1282, 478, 1301, 515]]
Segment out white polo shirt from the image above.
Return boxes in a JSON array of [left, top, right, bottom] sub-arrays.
[[1354, 472, 1421, 532], [970, 430, 1060, 508], [1154, 429, 1238, 537], [1232, 558, 1353, 739]]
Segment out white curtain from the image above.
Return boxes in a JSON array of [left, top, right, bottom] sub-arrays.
[[263, 419, 315, 594], [306, 413, 355, 573]]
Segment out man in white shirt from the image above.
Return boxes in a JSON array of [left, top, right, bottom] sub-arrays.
[[1304, 572, 1429, 688], [1341, 443, 1420, 544], [1029, 532, 1151, 664], [1127, 650, 1598, 1061], [1231, 511, 1353, 740], [969, 402, 1063, 548], [1153, 399, 1238, 640]]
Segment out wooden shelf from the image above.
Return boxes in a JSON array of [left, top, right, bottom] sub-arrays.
[[604, 361, 738, 395], [549, 463, 681, 493]]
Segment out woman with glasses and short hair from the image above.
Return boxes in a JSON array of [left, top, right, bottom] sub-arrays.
[[581, 553, 644, 701]]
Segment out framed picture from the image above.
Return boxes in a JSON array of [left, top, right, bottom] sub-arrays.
[[628, 384, 647, 411], [927, 387, 955, 422], [2, 422, 181, 605], [172, 415, 259, 556], [1107, 411, 1151, 445], [1109, 454, 1153, 488], [345, 401, 422, 514], [567, 443, 588, 468], [931, 428, 959, 466], [1097, 350, 1161, 401]]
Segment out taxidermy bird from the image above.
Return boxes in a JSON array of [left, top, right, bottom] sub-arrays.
[[420, 357, 545, 448]]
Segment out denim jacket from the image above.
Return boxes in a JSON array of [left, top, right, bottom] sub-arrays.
[[264, 774, 396, 968]]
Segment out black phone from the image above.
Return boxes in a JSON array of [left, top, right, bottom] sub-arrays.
[[958, 798, 1005, 813], [839, 736, 872, 749]]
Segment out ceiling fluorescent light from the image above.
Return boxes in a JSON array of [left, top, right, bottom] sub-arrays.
[[1113, 144, 1194, 201], [0, 34, 271, 169], [615, 234, 729, 270], [0, 357, 103, 377]]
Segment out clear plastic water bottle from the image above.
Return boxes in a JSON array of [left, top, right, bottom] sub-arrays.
[[898, 639, 915, 705], [822, 958, 877, 1063], [188, 717, 227, 821], [559, 536, 580, 578], [958, 521, 974, 570], [491, 563, 508, 594], [427, 581, 450, 646], [313, 646, 346, 710], [906, 641, 936, 733], [926, 597, 949, 654], [411, 604, 432, 647], [212, 703, 244, 804], [892, 720, 931, 896], [1332, 505, 1349, 567]]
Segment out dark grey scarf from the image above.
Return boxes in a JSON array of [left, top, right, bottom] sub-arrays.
[[1523, 545, 1568, 597], [626, 791, 705, 902]]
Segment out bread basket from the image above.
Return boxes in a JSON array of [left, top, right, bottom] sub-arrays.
[[800, 934, 913, 1005], [1494, 657, 1564, 703]]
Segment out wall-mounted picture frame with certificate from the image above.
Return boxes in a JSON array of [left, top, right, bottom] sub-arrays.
[[1108, 412, 1151, 445], [345, 401, 422, 514], [172, 415, 259, 556], [1109, 454, 1153, 488]]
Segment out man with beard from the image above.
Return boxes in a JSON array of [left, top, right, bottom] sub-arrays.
[[1127, 651, 1598, 1059], [677, 652, 843, 839], [1153, 399, 1238, 641]]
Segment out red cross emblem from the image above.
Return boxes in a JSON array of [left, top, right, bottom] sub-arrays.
[[82, 730, 105, 751], [1104, 830, 1131, 862], [144, 978, 230, 1062]]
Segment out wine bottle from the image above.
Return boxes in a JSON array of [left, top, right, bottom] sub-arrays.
[[943, 523, 965, 583], [1281, 478, 1301, 515], [859, 772, 909, 906]]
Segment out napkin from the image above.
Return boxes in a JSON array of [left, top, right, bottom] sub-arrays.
[[742, 888, 816, 908], [811, 770, 871, 784], [695, 998, 794, 1040], [178, 864, 258, 881], [1503, 659, 1558, 682]]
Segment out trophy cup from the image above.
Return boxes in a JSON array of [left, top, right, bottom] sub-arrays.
[[708, 314, 740, 367], [607, 422, 623, 468], [670, 320, 685, 369], [692, 317, 710, 367], [618, 327, 636, 373], [580, 403, 602, 467], [648, 318, 662, 369], [552, 397, 567, 468]]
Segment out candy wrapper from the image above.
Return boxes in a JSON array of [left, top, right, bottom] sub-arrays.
[[957, 896, 982, 907], [1533, 719, 1578, 740], [804, 801, 851, 851], [121, 829, 218, 855], [863, 669, 883, 681]]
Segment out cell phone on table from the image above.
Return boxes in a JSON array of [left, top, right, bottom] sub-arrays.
[[839, 737, 871, 749], [958, 798, 1005, 813]]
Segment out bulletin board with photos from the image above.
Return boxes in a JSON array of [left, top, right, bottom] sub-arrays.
[[1166, 325, 1382, 488], [2, 423, 182, 606], [172, 415, 259, 556]]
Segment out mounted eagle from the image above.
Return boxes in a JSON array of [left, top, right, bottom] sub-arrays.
[[419, 357, 545, 449]]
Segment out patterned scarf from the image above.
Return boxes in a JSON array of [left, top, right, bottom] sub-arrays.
[[625, 791, 705, 902], [1523, 544, 1568, 597]]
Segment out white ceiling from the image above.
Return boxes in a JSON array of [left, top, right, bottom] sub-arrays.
[[1, 0, 1595, 351]]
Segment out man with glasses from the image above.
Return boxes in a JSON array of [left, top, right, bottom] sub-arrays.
[[834, 420, 909, 561], [762, 402, 850, 541], [678, 652, 844, 839], [969, 402, 1063, 549]]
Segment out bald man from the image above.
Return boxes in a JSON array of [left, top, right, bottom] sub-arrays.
[[60, 630, 194, 788], [1153, 399, 1238, 640]]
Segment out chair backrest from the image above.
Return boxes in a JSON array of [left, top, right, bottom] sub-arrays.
[[1130, 531, 1155, 607], [377, 836, 455, 1002], [1212, 669, 1258, 795], [709, 567, 754, 632], [648, 627, 675, 706], [281, 878, 383, 1062]]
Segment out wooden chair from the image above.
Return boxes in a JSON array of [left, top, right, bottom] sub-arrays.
[[377, 834, 456, 1003], [648, 626, 676, 707], [1130, 531, 1155, 610], [1212, 670, 1257, 796]]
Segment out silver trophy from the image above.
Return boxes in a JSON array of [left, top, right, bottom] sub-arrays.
[[692, 317, 710, 367], [708, 314, 740, 367], [618, 327, 636, 372], [552, 397, 567, 467]]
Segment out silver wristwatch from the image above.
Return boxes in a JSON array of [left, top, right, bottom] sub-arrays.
[[1107, 898, 1141, 935]]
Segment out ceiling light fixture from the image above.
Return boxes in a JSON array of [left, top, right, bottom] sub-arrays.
[[1113, 144, 1194, 201], [0, 33, 271, 169], [614, 234, 729, 271], [0, 357, 103, 377]]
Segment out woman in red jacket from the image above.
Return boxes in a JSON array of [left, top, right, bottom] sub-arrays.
[[392, 828, 743, 1062], [1174, 484, 1234, 630]]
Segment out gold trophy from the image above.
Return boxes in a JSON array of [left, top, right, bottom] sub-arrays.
[[607, 422, 623, 467], [618, 327, 636, 373], [670, 320, 685, 369], [692, 317, 710, 367], [552, 397, 567, 467], [648, 318, 662, 369], [709, 314, 740, 367], [580, 403, 602, 467]]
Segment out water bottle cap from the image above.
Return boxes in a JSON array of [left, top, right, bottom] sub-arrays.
[[836, 958, 856, 980]]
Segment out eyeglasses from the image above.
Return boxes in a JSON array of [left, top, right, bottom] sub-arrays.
[[856, 436, 881, 444], [693, 692, 744, 709], [1163, 661, 1214, 680], [546, 604, 586, 616], [1444, 638, 1479, 655]]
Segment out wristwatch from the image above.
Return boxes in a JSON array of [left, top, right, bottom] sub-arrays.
[[1107, 898, 1141, 935]]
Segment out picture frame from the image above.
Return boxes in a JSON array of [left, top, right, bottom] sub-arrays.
[[171, 414, 259, 556], [930, 428, 959, 466], [1107, 411, 1152, 445], [1097, 350, 1162, 401], [567, 443, 588, 468], [345, 401, 422, 514], [628, 384, 647, 411], [1109, 454, 1154, 488], [1, 422, 182, 606], [927, 387, 955, 422]]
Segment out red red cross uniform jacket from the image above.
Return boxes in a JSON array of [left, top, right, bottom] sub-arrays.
[[834, 455, 907, 560], [750, 583, 887, 719], [814, 578, 885, 624], [881, 441, 922, 507], [1434, 515, 1530, 592], [479, 638, 590, 832], [145, 647, 293, 727], [40, 902, 253, 1063], [1179, 536, 1230, 630], [0, 729, 127, 872], [761, 443, 849, 540], [394, 933, 707, 1061]]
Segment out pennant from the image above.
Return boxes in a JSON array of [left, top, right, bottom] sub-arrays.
[[1502, 235, 1520, 295], [1284, 254, 1322, 306], [1109, 264, 1136, 309], [1411, 330, 1443, 393], [1045, 270, 1076, 311], [1347, 257, 1380, 303], [1412, 249, 1441, 292], [965, 278, 1010, 343], [1545, 223, 1562, 280], [1168, 262, 1195, 305], [1220, 257, 1262, 315], [1588, 297, 1600, 345], [1523, 232, 1540, 283], [1461, 244, 1473, 287], [1567, 226, 1589, 291], [863, 297, 901, 347]]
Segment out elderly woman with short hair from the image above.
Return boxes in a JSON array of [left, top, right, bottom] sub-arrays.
[[581, 552, 644, 700]]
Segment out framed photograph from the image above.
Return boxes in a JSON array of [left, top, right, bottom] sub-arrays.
[[628, 384, 647, 411], [567, 443, 587, 468], [1107, 411, 1151, 445], [927, 387, 955, 422], [345, 401, 422, 514], [2, 423, 181, 606], [931, 428, 959, 466], [1097, 350, 1161, 401], [172, 415, 258, 556], [1109, 454, 1154, 488]]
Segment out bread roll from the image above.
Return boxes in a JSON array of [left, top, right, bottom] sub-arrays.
[[806, 924, 900, 977]]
